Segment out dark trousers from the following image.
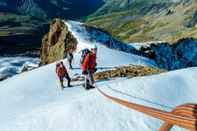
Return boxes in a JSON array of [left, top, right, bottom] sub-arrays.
[[59, 74, 71, 88], [68, 60, 73, 69], [67, 59, 73, 69], [84, 70, 94, 89]]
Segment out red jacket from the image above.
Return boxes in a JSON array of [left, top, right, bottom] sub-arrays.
[[82, 52, 96, 72], [56, 64, 67, 78]]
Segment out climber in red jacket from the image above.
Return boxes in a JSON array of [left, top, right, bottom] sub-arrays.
[[82, 48, 97, 89], [56, 61, 71, 89]]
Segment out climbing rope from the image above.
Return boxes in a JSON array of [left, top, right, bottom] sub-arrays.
[[94, 83, 174, 110], [105, 85, 174, 110], [95, 85, 197, 130]]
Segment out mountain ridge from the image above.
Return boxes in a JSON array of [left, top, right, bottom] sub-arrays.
[[0, 0, 104, 19], [86, 0, 197, 43]]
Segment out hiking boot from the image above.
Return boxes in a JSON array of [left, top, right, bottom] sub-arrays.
[[61, 84, 65, 90], [83, 84, 90, 90], [67, 85, 72, 87]]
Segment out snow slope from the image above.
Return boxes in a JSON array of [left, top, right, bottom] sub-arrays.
[[0, 61, 196, 131], [66, 20, 155, 68], [0, 20, 194, 131]]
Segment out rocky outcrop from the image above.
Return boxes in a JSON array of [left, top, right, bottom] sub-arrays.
[[40, 19, 77, 65], [142, 38, 197, 70], [94, 65, 165, 80], [185, 10, 197, 28]]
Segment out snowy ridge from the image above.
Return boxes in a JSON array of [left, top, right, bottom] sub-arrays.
[[66, 20, 143, 55], [65, 20, 155, 67]]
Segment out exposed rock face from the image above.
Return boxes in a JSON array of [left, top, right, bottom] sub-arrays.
[[40, 19, 77, 65], [94, 65, 165, 80], [144, 38, 197, 70], [185, 10, 197, 28]]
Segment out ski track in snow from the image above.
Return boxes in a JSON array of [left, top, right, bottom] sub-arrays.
[[0, 20, 194, 131]]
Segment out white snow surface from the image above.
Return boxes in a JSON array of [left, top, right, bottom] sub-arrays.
[[66, 20, 156, 67], [0, 21, 195, 131]]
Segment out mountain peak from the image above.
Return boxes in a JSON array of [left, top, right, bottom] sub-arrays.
[[0, 0, 104, 19]]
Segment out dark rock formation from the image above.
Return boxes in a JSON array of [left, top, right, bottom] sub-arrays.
[[184, 10, 197, 28], [144, 38, 197, 70], [40, 19, 77, 65], [166, 9, 174, 15]]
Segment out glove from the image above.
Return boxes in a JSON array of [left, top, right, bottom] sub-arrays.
[[82, 70, 88, 75]]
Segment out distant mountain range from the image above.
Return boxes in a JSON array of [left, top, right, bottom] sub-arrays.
[[86, 0, 197, 43], [0, 0, 104, 19], [0, 0, 196, 55]]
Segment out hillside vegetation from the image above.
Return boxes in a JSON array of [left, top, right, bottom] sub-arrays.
[[86, 0, 197, 43]]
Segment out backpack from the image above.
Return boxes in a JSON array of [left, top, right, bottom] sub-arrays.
[[80, 49, 90, 64], [56, 64, 66, 77], [82, 52, 97, 72]]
